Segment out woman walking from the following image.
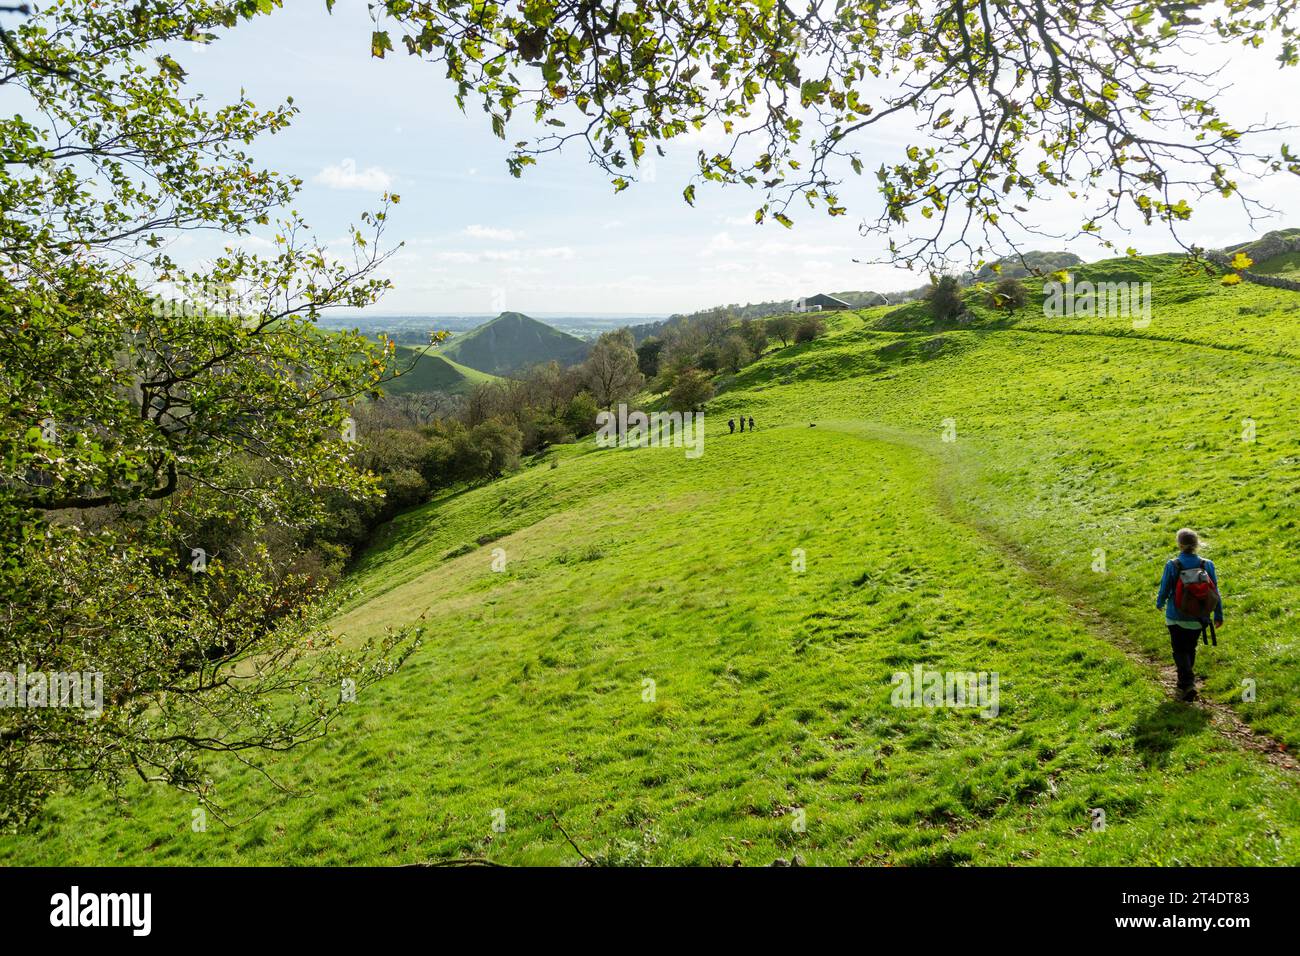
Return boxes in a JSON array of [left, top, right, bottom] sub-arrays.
[[1155, 528, 1224, 701]]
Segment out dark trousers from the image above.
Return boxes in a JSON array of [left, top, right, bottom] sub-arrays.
[[1167, 625, 1201, 690]]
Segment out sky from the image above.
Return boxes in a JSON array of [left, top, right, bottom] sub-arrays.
[[163, 1, 1300, 316]]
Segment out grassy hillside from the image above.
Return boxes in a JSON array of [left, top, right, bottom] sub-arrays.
[[5, 255, 1300, 866], [1253, 253, 1300, 277], [381, 345, 501, 395], [1226, 228, 1300, 277], [437, 311, 590, 376]]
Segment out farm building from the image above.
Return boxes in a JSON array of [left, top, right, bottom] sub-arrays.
[[796, 293, 852, 312]]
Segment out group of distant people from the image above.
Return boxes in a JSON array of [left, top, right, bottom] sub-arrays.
[[727, 416, 756, 434]]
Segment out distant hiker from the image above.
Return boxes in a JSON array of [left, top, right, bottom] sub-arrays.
[[748, 416, 755, 431], [728, 418, 735, 434], [1156, 528, 1223, 701], [739, 417, 745, 432]]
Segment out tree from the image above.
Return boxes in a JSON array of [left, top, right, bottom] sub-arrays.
[[719, 334, 754, 372], [582, 329, 644, 408], [518, 361, 579, 417], [767, 315, 798, 348], [385, 391, 463, 426], [667, 368, 715, 412], [636, 337, 664, 379], [368, 1, 1300, 270], [657, 321, 708, 385], [695, 310, 734, 349], [463, 381, 510, 427], [739, 318, 769, 357], [0, 1, 418, 828], [926, 275, 966, 322]]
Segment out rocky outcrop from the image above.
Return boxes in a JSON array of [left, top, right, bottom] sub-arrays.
[[1209, 230, 1300, 293], [1223, 229, 1300, 263]]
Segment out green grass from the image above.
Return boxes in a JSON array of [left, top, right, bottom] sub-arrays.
[[382, 345, 501, 395], [5, 256, 1300, 865], [1253, 251, 1300, 277]]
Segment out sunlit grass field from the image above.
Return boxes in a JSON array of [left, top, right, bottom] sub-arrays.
[[4, 256, 1300, 865]]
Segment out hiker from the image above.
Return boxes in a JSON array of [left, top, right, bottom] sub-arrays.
[[1156, 528, 1223, 701], [728, 418, 735, 434], [748, 416, 755, 431], [739, 416, 745, 432]]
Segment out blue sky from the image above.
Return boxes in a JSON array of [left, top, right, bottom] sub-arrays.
[[168, 1, 1300, 315]]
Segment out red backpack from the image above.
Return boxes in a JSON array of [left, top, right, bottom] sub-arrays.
[[1173, 557, 1219, 644]]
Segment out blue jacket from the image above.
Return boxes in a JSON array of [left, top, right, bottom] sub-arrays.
[[1157, 553, 1223, 625]]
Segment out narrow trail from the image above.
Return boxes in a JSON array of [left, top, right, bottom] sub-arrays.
[[999, 324, 1300, 363], [870, 313, 1300, 363], [817, 420, 1300, 777], [943, 501, 1300, 775]]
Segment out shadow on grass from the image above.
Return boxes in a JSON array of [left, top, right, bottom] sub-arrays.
[[1132, 701, 1209, 767]]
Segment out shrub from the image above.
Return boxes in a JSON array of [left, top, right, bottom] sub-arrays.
[[667, 368, 715, 411], [380, 467, 429, 513], [534, 416, 574, 448], [794, 315, 827, 343], [355, 427, 433, 476], [987, 276, 1028, 312], [926, 275, 965, 321], [563, 392, 600, 436], [468, 418, 523, 477]]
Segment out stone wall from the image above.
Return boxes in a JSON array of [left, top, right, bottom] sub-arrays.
[[1206, 249, 1300, 293]]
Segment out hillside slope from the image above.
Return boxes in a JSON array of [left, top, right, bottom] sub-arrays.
[[382, 345, 501, 395], [438, 311, 590, 376], [5, 256, 1300, 866]]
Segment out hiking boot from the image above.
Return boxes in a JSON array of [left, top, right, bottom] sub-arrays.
[[1179, 686, 1198, 702]]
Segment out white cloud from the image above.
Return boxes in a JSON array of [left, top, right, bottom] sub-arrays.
[[759, 240, 853, 258], [532, 246, 576, 260], [313, 158, 393, 192], [702, 232, 738, 256], [464, 224, 525, 241], [700, 261, 749, 274], [430, 246, 576, 265]]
